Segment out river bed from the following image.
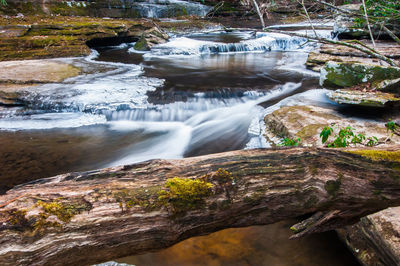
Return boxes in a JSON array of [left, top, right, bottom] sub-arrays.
[[0, 29, 360, 265]]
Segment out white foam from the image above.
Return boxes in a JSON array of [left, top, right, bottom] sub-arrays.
[[0, 113, 106, 131], [141, 32, 319, 58]]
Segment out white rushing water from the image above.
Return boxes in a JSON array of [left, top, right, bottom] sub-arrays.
[[127, 0, 212, 18], [0, 28, 337, 166], [134, 30, 333, 57]]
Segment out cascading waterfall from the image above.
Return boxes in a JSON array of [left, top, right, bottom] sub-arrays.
[[135, 30, 333, 57], [0, 29, 336, 167], [113, 0, 212, 18]]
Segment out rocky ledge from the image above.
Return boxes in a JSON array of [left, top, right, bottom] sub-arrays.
[[0, 59, 82, 106], [328, 89, 400, 108], [0, 15, 219, 61]]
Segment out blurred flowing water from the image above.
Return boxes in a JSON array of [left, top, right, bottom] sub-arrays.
[[0, 29, 359, 265]]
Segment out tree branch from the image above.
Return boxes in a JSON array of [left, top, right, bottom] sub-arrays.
[[265, 29, 399, 67], [251, 0, 265, 29], [1, 148, 400, 265]]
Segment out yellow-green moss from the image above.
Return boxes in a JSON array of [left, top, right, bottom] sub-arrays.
[[213, 168, 234, 184], [32, 212, 62, 233], [347, 150, 400, 163], [36, 200, 78, 223], [7, 209, 30, 230], [158, 177, 214, 213]]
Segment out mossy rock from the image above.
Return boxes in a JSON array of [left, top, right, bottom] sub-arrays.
[[133, 35, 150, 51], [133, 27, 169, 51], [320, 62, 400, 88]]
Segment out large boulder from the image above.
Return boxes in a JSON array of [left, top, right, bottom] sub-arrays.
[[320, 62, 400, 88]]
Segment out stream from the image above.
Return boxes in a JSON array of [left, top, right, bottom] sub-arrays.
[[0, 28, 360, 265]]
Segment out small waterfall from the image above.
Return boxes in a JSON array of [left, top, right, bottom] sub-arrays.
[[138, 32, 322, 57], [106, 82, 304, 165], [103, 92, 266, 122], [125, 0, 212, 18]]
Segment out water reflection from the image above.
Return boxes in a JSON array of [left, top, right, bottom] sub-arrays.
[[118, 220, 359, 266]]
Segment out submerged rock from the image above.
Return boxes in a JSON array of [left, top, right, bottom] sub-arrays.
[[328, 89, 400, 107], [320, 62, 400, 88]]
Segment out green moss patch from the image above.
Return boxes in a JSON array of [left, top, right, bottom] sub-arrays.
[[158, 177, 214, 214], [321, 62, 400, 88], [347, 150, 400, 163]]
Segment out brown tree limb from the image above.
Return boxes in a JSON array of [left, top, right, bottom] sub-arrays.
[[1, 148, 400, 265]]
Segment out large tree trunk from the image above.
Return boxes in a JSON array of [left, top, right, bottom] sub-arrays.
[[1, 147, 400, 265]]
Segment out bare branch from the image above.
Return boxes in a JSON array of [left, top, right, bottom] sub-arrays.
[[251, 0, 265, 29], [265, 29, 399, 67], [361, 0, 376, 47]]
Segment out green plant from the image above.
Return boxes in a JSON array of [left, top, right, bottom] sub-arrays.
[[320, 125, 378, 148], [326, 126, 355, 148], [355, 0, 400, 26], [365, 0, 400, 23], [386, 120, 398, 132], [279, 137, 301, 147], [0, 0, 6, 6], [351, 133, 366, 145], [320, 126, 334, 144], [366, 136, 379, 146]]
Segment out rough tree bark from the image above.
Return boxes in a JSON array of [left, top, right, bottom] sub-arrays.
[[1, 148, 400, 265]]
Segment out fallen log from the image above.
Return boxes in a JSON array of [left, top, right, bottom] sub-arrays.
[[1, 147, 400, 265]]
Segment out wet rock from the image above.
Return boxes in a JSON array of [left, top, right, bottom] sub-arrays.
[[306, 41, 400, 72], [306, 52, 369, 72], [263, 105, 398, 147], [337, 207, 400, 266], [0, 59, 81, 83], [328, 89, 400, 108], [0, 89, 23, 106], [133, 27, 169, 51], [320, 62, 400, 88]]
